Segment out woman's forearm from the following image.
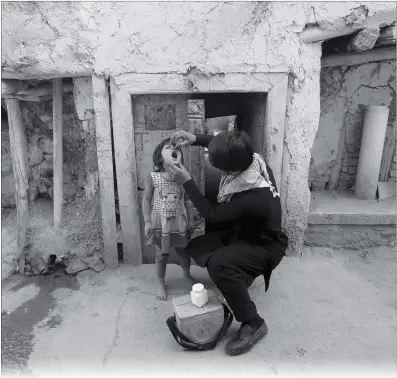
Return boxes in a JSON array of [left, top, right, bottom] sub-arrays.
[[192, 134, 213, 148]]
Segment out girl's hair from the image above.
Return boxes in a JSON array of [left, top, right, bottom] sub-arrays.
[[153, 137, 184, 172]]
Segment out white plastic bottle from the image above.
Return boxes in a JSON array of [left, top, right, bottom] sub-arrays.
[[190, 283, 208, 308]]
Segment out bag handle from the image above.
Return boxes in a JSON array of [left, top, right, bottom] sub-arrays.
[[166, 303, 233, 351]]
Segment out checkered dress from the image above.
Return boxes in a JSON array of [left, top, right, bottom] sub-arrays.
[[148, 172, 188, 253]]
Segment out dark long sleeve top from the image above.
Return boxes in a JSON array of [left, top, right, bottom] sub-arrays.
[[183, 135, 288, 249]]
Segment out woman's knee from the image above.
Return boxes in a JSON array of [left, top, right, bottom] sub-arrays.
[[207, 254, 227, 280]]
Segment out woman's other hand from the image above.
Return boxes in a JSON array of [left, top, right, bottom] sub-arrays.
[[170, 130, 196, 148], [168, 162, 192, 185]]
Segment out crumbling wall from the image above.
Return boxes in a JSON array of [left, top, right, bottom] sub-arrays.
[[2, 2, 395, 255], [310, 60, 396, 190]]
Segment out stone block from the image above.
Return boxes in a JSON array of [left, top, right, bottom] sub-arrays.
[[393, 154, 396, 163], [348, 166, 357, 174], [390, 170, 396, 178]]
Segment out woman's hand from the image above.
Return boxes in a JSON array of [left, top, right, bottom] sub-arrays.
[[167, 162, 192, 185], [170, 130, 196, 148]]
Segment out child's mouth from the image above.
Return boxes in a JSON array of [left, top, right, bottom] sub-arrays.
[[171, 151, 178, 159]]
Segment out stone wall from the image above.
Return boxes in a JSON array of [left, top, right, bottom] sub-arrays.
[[310, 60, 396, 191], [2, 2, 395, 255]]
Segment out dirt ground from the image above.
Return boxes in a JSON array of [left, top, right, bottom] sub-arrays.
[[1, 246, 396, 378]]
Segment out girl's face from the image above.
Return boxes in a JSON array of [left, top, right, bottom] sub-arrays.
[[161, 142, 181, 166]]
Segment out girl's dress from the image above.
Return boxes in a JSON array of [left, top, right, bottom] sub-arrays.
[[148, 171, 189, 251]]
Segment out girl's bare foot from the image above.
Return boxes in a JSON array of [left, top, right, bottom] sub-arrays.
[[156, 280, 167, 301]]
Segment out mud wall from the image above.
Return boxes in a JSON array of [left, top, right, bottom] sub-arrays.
[[310, 60, 396, 191], [2, 2, 395, 255]]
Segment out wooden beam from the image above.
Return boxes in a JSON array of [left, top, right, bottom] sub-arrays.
[[1, 69, 93, 80], [375, 24, 396, 47], [6, 98, 30, 273], [53, 79, 63, 228], [322, 46, 396, 68], [110, 79, 142, 265], [92, 75, 119, 269]]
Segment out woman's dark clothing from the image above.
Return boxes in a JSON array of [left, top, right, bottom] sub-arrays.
[[183, 135, 288, 323]]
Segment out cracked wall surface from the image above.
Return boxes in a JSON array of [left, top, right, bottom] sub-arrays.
[[310, 60, 396, 191], [2, 1, 396, 255]]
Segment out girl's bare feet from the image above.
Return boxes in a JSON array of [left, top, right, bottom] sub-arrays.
[[156, 279, 168, 301]]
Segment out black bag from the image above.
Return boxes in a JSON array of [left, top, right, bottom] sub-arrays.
[[166, 303, 233, 351]]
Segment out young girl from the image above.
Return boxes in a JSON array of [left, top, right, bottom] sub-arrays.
[[142, 138, 196, 301]]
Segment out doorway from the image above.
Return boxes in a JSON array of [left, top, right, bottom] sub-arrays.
[[132, 92, 267, 263]]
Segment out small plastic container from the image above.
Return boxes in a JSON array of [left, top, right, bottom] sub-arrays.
[[172, 290, 224, 345], [190, 283, 208, 307]]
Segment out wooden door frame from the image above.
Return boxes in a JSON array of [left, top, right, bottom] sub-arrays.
[[105, 72, 289, 265]]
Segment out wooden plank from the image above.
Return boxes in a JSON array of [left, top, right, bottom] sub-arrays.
[[379, 123, 396, 182], [6, 98, 30, 272], [92, 75, 119, 269], [322, 46, 396, 68], [110, 80, 142, 265], [265, 74, 289, 192], [53, 79, 63, 228]]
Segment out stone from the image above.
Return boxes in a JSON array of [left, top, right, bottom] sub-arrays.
[[390, 170, 396, 178], [65, 258, 88, 275], [83, 256, 105, 273], [28, 185, 39, 202], [63, 180, 78, 203], [348, 166, 357, 174], [43, 154, 53, 161], [29, 145, 43, 166], [32, 160, 53, 181], [37, 136, 53, 154], [393, 154, 396, 163]]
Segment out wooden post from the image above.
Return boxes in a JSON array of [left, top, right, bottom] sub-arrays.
[[187, 100, 205, 194], [92, 75, 119, 268], [110, 79, 142, 265], [53, 79, 63, 228], [6, 98, 29, 271]]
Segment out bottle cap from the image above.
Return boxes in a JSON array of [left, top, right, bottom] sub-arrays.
[[192, 283, 204, 293]]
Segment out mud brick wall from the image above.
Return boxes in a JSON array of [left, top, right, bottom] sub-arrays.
[[310, 60, 396, 191]]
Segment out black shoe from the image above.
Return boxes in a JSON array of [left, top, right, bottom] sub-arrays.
[[225, 321, 268, 356]]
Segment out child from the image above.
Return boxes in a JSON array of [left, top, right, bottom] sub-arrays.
[[142, 138, 196, 301]]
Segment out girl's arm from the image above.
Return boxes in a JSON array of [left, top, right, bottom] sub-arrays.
[[142, 174, 154, 226], [184, 193, 195, 226]]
